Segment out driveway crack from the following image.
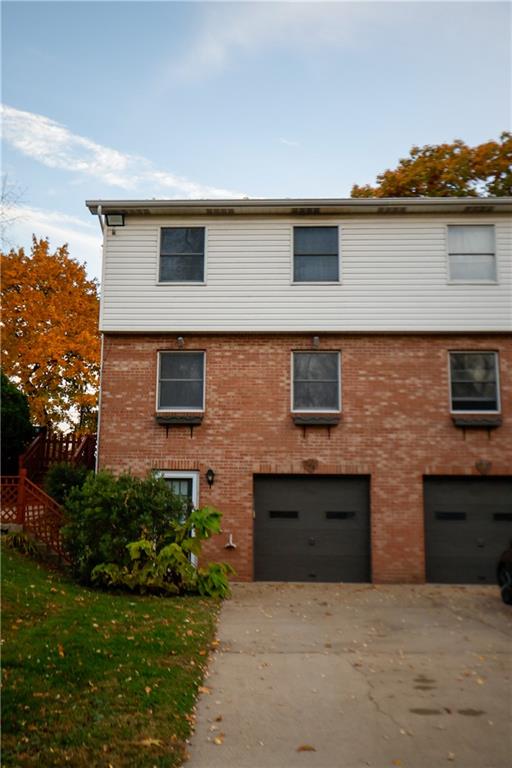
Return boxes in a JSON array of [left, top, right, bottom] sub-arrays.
[[349, 660, 405, 732]]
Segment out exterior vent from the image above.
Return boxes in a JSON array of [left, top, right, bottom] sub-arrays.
[[206, 208, 235, 215], [464, 205, 494, 213], [377, 206, 407, 214], [292, 207, 321, 216]]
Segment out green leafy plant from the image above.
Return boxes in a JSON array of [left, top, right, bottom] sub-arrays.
[[62, 470, 186, 583], [92, 506, 234, 597], [44, 461, 90, 504], [4, 531, 40, 558]]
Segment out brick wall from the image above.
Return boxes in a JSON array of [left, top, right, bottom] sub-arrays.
[[98, 333, 512, 582]]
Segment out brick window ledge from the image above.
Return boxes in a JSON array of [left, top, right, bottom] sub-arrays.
[[452, 415, 502, 429], [292, 413, 341, 427]]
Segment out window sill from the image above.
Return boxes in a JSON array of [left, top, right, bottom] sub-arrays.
[[291, 281, 342, 286], [452, 415, 502, 429], [292, 413, 341, 427], [155, 413, 204, 426], [446, 280, 498, 286], [156, 282, 207, 286]]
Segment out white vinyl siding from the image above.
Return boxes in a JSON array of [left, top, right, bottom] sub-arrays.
[[100, 214, 511, 332]]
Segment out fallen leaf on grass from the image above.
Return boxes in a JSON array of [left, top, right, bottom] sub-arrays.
[[57, 644, 65, 658], [137, 738, 164, 747], [297, 744, 316, 752], [145, 686, 152, 695]]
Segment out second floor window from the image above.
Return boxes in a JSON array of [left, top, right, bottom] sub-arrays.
[[447, 225, 496, 282], [159, 227, 205, 282], [293, 226, 339, 282], [293, 351, 340, 411], [449, 351, 499, 412], [158, 351, 205, 410]]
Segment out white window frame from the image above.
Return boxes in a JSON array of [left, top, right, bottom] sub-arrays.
[[445, 224, 498, 285], [155, 470, 199, 567], [290, 225, 342, 285], [448, 350, 501, 414], [291, 350, 342, 413], [156, 225, 208, 285], [156, 350, 206, 412]]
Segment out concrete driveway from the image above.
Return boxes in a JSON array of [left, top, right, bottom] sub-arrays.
[[186, 583, 511, 768]]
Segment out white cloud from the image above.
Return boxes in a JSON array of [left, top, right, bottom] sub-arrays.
[[167, 2, 383, 82], [0, 104, 244, 198], [279, 137, 300, 148], [7, 205, 103, 281]]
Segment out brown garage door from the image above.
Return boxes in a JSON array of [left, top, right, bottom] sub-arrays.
[[254, 475, 370, 582], [424, 477, 512, 584]]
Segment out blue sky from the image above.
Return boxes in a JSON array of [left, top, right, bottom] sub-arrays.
[[1, 0, 510, 280]]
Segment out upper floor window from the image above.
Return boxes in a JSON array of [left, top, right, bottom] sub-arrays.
[[292, 352, 340, 411], [293, 226, 339, 282], [157, 351, 205, 411], [447, 225, 496, 282], [159, 227, 205, 283], [449, 351, 499, 412]]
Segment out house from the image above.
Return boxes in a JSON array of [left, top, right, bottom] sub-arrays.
[[86, 197, 512, 584]]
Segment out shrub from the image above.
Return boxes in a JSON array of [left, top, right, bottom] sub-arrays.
[[1, 372, 34, 475], [62, 471, 186, 583], [92, 506, 234, 597], [44, 462, 89, 504]]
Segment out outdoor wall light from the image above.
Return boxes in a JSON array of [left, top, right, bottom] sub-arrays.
[[206, 468, 215, 487], [312, 335, 320, 349], [105, 213, 125, 227]]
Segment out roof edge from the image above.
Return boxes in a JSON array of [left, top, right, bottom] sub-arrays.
[[86, 197, 512, 216]]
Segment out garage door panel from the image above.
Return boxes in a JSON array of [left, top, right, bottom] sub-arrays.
[[424, 478, 512, 584], [254, 475, 370, 582]]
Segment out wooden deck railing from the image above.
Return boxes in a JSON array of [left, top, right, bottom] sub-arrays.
[[1, 470, 69, 561], [19, 430, 96, 481]]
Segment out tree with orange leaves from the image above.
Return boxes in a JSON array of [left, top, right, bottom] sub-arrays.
[[351, 132, 512, 198], [1, 237, 100, 430]]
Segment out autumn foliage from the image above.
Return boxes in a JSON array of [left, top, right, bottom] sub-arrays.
[[1, 237, 100, 430], [351, 132, 512, 198]]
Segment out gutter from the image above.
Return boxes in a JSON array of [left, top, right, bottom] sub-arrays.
[[86, 197, 512, 217]]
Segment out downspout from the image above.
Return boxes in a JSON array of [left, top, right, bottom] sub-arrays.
[[94, 204, 105, 472], [95, 333, 104, 473], [96, 204, 105, 235]]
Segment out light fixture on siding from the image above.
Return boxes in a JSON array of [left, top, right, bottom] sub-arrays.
[[206, 468, 215, 487], [177, 336, 185, 349], [105, 213, 125, 227], [312, 336, 320, 349]]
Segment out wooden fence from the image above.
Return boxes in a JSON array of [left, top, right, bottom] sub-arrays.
[[1, 470, 69, 561]]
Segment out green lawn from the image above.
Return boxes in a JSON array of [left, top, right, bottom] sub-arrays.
[[1, 545, 219, 767]]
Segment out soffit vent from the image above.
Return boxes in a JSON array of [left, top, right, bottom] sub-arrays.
[[206, 207, 235, 215], [377, 206, 407, 214], [464, 205, 494, 213], [292, 207, 321, 215]]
